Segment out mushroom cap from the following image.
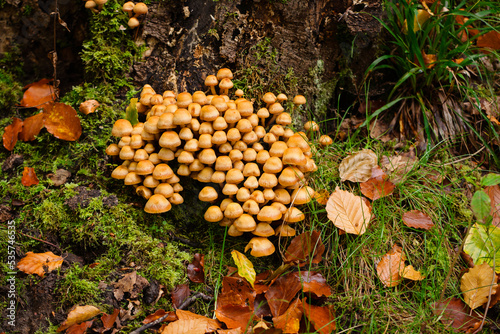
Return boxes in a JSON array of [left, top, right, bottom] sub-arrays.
[[268, 102, 284, 115], [192, 91, 208, 105], [159, 131, 181, 149], [134, 148, 149, 161], [234, 214, 257, 232], [111, 165, 129, 179], [275, 224, 296, 237], [228, 224, 244, 237], [143, 175, 160, 188], [283, 206, 305, 223], [205, 75, 218, 87], [293, 95, 306, 105], [198, 148, 217, 165], [200, 105, 219, 122], [236, 119, 253, 133], [118, 136, 131, 147], [173, 108, 192, 126], [243, 176, 259, 190], [153, 163, 174, 180], [177, 164, 190, 176], [263, 156, 283, 174], [157, 112, 175, 129], [257, 205, 282, 222], [144, 194, 171, 214], [226, 168, 244, 184], [226, 127, 242, 143], [112, 119, 133, 137], [222, 183, 239, 196], [274, 188, 291, 205], [319, 134, 333, 146], [236, 187, 251, 202], [277, 93, 288, 102], [212, 130, 227, 145], [204, 205, 223, 222], [213, 116, 228, 131], [219, 78, 233, 92], [211, 171, 226, 184], [242, 148, 257, 162], [136, 185, 152, 200], [197, 167, 214, 183], [224, 108, 241, 124], [262, 92, 277, 105], [198, 134, 213, 148], [179, 127, 194, 141], [154, 183, 174, 198], [263, 188, 275, 201], [254, 126, 266, 139], [119, 145, 135, 160], [242, 199, 260, 215], [106, 143, 120, 156], [124, 172, 142, 185], [242, 131, 258, 145], [229, 149, 243, 163], [279, 166, 304, 187], [199, 186, 218, 202], [215, 156, 232, 171], [256, 150, 271, 164], [217, 68, 234, 80], [144, 115, 160, 134], [158, 148, 175, 161], [271, 201, 287, 214], [220, 198, 234, 212], [259, 173, 278, 189], [252, 223, 275, 237], [219, 143, 233, 155], [135, 160, 155, 175], [123, 1, 135, 11], [85, 0, 97, 9], [225, 202, 244, 219], [304, 121, 319, 132], [237, 101, 254, 117], [245, 237, 275, 257], [190, 159, 205, 172], [269, 141, 288, 158], [250, 190, 265, 204], [127, 17, 140, 28], [257, 107, 270, 119], [133, 2, 148, 15], [177, 151, 195, 164], [282, 147, 307, 166], [170, 193, 184, 205], [242, 162, 260, 177]]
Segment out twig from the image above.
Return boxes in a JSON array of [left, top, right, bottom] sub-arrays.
[[129, 292, 213, 334], [0, 224, 61, 253]]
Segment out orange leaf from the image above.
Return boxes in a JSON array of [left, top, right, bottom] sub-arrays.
[[79, 99, 100, 115], [326, 187, 372, 235], [161, 310, 220, 334], [400, 265, 425, 281], [295, 271, 332, 297], [376, 245, 405, 287], [143, 309, 177, 324], [21, 167, 39, 187], [272, 298, 303, 333], [360, 168, 395, 201], [433, 297, 482, 332], [303, 302, 336, 334], [402, 210, 434, 230], [265, 272, 303, 317], [422, 50, 438, 69], [3, 117, 23, 151], [19, 113, 45, 141], [101, 309, 119, 330], [65, 320, 93, 334], [43, 102, 82, 141], [215, 276, 256, 329], [477, 31, 500, 50], [57, 305, 101, 332], [171, 284, 190, 309], [20, 78, 57, 108], [314, 189, 330, 205], [17, 251, 63, 277], [283, 231, 325, 265]]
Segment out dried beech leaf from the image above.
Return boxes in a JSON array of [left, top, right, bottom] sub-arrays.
[[57, 305, 101, 332], [360, 168, 395, 201], [283, 231, 325, 265], [43, 102, 82, 141], [265, 272, 302, 317], [65, 320, 93, 334], [380, 150, 417, 184], [433, 297, 481, 332], [20, 78, 57, 108], [303, 302, 336, 334], [272, 297, 303, 333], [216, 276, 256, 329], [187, 253, 205, 283], [79, 99, 100, 115], [21, 167, 39, 187], [294, 271, 332, 298], [338, 149, 378, 182], [314, 189, 330, 205], [326, 187, 371, 235], [402, 210, 434, 230], [101, 309, 119, 330], [400, 265, 425, 281], [3, 117, 23, 151], [376, 245, 405, 287], [231, 250, 256, 288], [19, 113, 45, 141], [460, 263, 498, 309], [477, 31, 500, 50], [171, 284, 190, 309], [17, 251, 63, 277], [161, 310, 220, 334]]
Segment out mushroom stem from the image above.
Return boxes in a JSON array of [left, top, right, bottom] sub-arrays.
[[266, 113, 279, 129], [210, 86, 217, 96]]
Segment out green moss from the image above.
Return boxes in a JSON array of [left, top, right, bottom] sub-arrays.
[[0, 70, 23, 113], [56, 264, 101, 306]]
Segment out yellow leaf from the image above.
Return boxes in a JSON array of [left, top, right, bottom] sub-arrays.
[[231, 250, 256, 288], [400, 265, 425, 281], [57, 305, 101, 332], [17, 251, 63, 277], [325, 187, 371, 235], [338, 149, 378, 182], [460, 263, 498, 310]]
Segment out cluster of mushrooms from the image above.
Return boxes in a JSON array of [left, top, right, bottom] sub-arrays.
[[83, 0, 108, 13], [122, 2, 148, 29], [106, 68, 328, 257]]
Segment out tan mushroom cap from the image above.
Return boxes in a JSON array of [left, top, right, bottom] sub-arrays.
[[199, 186, 218, 202], [144, 194, 171, 214], [220, 198, 233, 212], [250, 190, 265, 204], [291, 186, 315, 205], [212, 130, 227, 145], [262, 92, 277, 105], [283, 206, 305, 223], [293, 95, 306, 105], [319, 134, 333, 146], [176, 92, 193, 108], [243, 176, 259, 190], [112, 119, 133, 137], [136, 185, 152, 200], [222, 183, 239, 196], [123, 0, 135, 12], [135, 160, 155, 175], [229, 149, 243, 162], [252, 223, 275, 237], [236, 187, 251, 202], [245, 237, 275, 257], [282, 147, 307, 166], [270, 201, 287, 214], [159, 131, 181, 149], [274, 188, 291, 204], [153, 163, 174, 180], [192, 91, 208, 105], [111, 165, 129, 179], [211, 171, 226, 184], [143, 175, 160, 188], [124, 172, 142, 185], [155, 183, 174, 198], [219, 217, 234, 227], [204, 205, 223, 222], [259, 173, 278, 189], [263, 156, 283, 174], [228, 224, 244, 237], [217, 68, 234, 80], [197, 167, 214, 183], [233, 214, 257, 232], [257, 205, 282, 222], [198, 148, 217, 165], [237, 100, 254, 117], [128, 16, 140, 28], [133, 2, 148, 16], [304, 121, 319, 132], [158, 148, 175, 161], [119, 146, 135, 160], [106, 143, 120, 156], [198, 134, 213, 149], [275, 224, 296, 237], [173, 108, 192, 126], [134, 149, 149, 162], [225, 202, 244, 219], [256, 150, 271, 164], [157, 113, 175, 129], [243, 163, 260, 177], [242, 199, 260, 215], [170, 193, 184, 205], [269, 141, 288, 158], [226, 168, 244, 184]]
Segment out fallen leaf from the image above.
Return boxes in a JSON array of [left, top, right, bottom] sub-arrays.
[[338, 149, 378, 182], [172, 284, 190, 309], [57, 305, 101, 332], [216, 276, 256, 329], [303, 302, 336, 334], [485, 185, 500, 227], [3, 117, 23, 151], [47, 169, 71, 186], [283, 230, 325, 265], [231, 250, 256, 288], [43, 102, 82, 141], [481, 174, 500, 187], [360, 169, 395, 201], [79, 99, 100, 115], [17, 251, 63, 277], [477, 31, 500, 51], [400, 265, 425, 281], [21, 167, 39, 187], [463, 223, 500, 273], [187, 253, 205, 283], [20, 78, 57, 108], [294, 271, 332, 298], [161, 310, 220, 334], [376, 245, 405, 287], [380, 150, 417, 184], [314, 189, 330, 205], [126, 98, 139, 125], [19, 113, 45, 142], [65, 320, 93, 334], [265, 272, 302, 317], [272, 298, 303, 334], [471, 190, 491, 221], [422, 50, 438, 69], [143, 309, 177, 324], [460, 263, 498, 309], [402, 210, 434, 230], [326, 187, 371, 235], [101, 309, 119, 331], [433, 297, 481, 332]]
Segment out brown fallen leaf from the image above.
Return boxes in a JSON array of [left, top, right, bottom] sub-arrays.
[[422, 50, 438, 69], [79, 99, 100, 115], [294, 271, 332, 298], [326, 187, 371, 235], [283, 230, 325, 265], [47, 169, 71, 186], [477, 31, 500, 51], [3, 117, 23, 151], [143, 309, 177, 324], [19, 113, 45, 142], [380, 149, 418, 184], [400, 265, 425, 281], [21, 167, 39, 187], [272, 297, 303, 333], [402, 210, 434, 230], [20, 78, 57, 108], [485, 185, 500, 227], [314, 189, 329, 205], [460, 263, 498, 309], [57, 305, 101, 332], [101, 309, 119, 331], [161, 310, 220, 334], [17, 251, 63, 277], [43, 102, 82, 141], [360, 168, 395, 201], [65, 320, 93, 334], [265, 272, 303, 317], [187, 253, 205, 283], [171, 283, 190, 309], [215, 276, 256, 329], [338, 149, 378, 183], [376, 245, 406, 287], [433, 297, 481, 332], [302, 302, 336, 334]]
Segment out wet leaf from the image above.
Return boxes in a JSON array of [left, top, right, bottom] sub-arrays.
[[19, 113, 45, 141], [21, 167, 39, 187], [265, 272, 302, 317], [303, 302, 336, 334], [376, 245, 405, 287], [20, 78, 57, 108], [3, 117, 23, 151], [172, 284, 190, 309], [43, 102, 82, 141], [326, 187, 371, 235], [471, 190, 491, 221], [57, 305, 101, 332], [161, 310, 220, 334], [126, 98, 139, 125], [187, 253, 205, 283], [433, 297, 481, 332], [460, 263, 498, 309], [272, 298, 303, 334], [231, 250, 256, 288], [360, 168, 395, 200], [463, 223, 500, 273], [338, 149, 378, 182], [101, 309, 119, 330], [65, 320, 93, 334], [79, 99, 100, 115], [143, 309, 177, 324], [481, 174, 500, 187], [400, 265, 425, 281], [402, 210, 434, 230], [283, 230, 325, 265], [17, 251, 63, 277]]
